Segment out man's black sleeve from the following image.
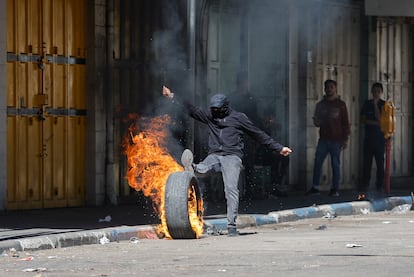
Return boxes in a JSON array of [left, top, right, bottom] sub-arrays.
[[239, 113, 284, 152]]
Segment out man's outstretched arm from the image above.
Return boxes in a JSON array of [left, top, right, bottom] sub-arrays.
[[161, 85, 209, 124]]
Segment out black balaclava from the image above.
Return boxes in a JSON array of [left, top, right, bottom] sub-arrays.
[[210, 94, 230, 119]]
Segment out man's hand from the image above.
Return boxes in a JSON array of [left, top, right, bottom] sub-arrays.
[[280, 147, 292, 156], [313, 116, 322, 127], [162, 86, 174, 99]]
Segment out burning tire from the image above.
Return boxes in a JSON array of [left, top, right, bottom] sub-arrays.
[[165, 171, 204, 239]]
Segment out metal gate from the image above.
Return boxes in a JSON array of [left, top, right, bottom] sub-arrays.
[[6, 0, 86, 209], [306, 1, 362, 190], [376, 18, 414, 176]]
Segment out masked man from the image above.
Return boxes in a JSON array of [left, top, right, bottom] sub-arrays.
[[162, 86, 292, 236]]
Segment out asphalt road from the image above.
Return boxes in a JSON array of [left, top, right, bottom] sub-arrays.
[[1, 210, 413, 277]]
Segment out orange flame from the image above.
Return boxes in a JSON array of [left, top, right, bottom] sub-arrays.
[[122, 114, 203, 239], [188, 184, 204, 238]]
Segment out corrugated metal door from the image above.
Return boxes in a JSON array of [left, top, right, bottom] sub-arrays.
[[207, 0, 290, 137], [207, 0, 241, 97], [307, 2, 362, 190], [6, 0, 86, 209], [376, 18, 414, 176]]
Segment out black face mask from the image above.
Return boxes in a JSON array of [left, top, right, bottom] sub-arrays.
[[211, 105, 229, 119]]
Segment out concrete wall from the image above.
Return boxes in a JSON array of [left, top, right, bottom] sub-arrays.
[[365, 0, 414, 17], [86, 0, 110, 206]]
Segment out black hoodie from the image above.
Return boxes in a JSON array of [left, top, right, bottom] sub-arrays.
[[182, 95, 284, 158]]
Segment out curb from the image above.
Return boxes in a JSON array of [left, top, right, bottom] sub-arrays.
[[0, 225, 157, 253], [0, 196, 411, 252], [207, 195, 413, 231]]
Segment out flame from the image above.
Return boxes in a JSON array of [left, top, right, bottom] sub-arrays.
[[123, 114, 203, 239], [188, 184, 204, 238]]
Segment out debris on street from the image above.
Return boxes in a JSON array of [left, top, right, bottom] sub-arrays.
[[346, 243, 363, 248]]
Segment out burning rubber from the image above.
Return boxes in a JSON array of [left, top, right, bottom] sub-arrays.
[[164, 171, 204, 239]]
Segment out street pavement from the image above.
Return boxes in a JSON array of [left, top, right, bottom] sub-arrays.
[[0, 188, 413, 253], [1, 210, 414, 276]]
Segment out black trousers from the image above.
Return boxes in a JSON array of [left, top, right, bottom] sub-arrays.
[[361, 137, 385, 191]]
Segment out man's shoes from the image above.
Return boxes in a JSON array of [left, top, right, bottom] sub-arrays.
[[328, 189, 339, 197], [227, 227, 239, 237], [305, 187, 320, 196], [411, 192, 414, 211], [181, 149, 194, 173]]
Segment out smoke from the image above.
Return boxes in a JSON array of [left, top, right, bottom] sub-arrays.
[[147, 0, 191, 159], [145, 0, 357, 168], [151, 0, 189, 93]]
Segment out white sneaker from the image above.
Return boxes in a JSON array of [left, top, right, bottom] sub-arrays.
[[181, 149, 194, 173]]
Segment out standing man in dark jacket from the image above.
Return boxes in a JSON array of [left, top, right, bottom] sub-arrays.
[[359, 82, 386, 198], [306, 79, 350, 197], [162, 86, 292, 236]]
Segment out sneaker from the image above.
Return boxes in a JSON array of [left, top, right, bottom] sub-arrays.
[[181, 149, 194, 173], [305, 187, 320, 196], [411, 192, 414, 211], [328, 189, 339, 197], [227, 227, 239, 237]]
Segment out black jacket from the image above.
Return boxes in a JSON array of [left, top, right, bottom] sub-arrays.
[[186, 103, 284, 159], [361, 99, 386, 141]]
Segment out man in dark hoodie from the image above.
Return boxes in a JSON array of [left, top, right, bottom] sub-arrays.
[[162, 86, 292, 236], [305, 79, 350, 197]]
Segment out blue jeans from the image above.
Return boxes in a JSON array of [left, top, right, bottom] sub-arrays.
[[312, 139, 342, 190], [194, 154, 243, 228]]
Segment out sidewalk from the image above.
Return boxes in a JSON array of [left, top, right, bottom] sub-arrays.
[[1, 189, 412, 252]]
